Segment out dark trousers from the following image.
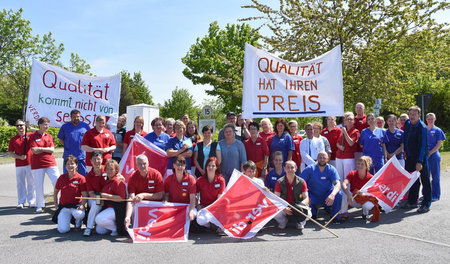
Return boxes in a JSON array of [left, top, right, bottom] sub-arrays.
[[405, 158, 431, 205]]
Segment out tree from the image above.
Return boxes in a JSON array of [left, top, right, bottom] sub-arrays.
[[118, 71, 154, 115], [160, 87, 200, 121], [65, 52, 91, 74], [0, 9, 64, 122], [242, 0, 448, 114], [182, 21, 260, 113]]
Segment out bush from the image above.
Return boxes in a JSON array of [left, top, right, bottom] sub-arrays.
[[443, 131, 450, 152], [0, 126, 62, 152]]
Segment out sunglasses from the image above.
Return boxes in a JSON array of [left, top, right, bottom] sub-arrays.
[[16, 124, 25, 127]]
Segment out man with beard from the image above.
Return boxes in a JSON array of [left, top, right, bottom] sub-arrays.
[[300, 151, 343, 223], [57, 109, 91, 176], [112, 115, 127, 162]]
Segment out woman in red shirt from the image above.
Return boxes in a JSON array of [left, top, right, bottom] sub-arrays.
[[123, 116, 147, 152], [53, 155, 87, 233], [94, 160, 127, 236], [335, 112, 360, 182], [83, 150, 106, 236], [164, 156, 196, 221], [342, 156, 377, 221], [30, 117, 60, 213], [196, 157, 225, 210]]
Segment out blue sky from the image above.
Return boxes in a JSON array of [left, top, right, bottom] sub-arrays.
[[3, 1, 448, 107], [3, 0, 269, 106]]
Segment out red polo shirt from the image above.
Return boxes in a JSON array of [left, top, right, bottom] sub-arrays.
[[164, 173, 196, 204], [123, 129, 147, 146], [101, 176, 126, 199], [85, 168, 107, 193], [81, 128, 116, 166], [128, 168, 164, 200], [275, 177, 308, 204], [29, 131, 57, 170], [244, 136, 269, 177], [321, 127, 340, 160], [291, 134, 303, 169], [336, 127, 360, 159], [345, 170, 373, 193], [259, 131, 275, 144], [196, 175, 226, 206], [55, 173, 87, 205], [8, 133, 33, 167]]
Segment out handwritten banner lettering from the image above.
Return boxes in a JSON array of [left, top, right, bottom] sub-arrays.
[[242, 44, 344, 118]]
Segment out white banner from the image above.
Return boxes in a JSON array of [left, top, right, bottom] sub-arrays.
[[26, 59, 121, 131], [242, 44, 344, 118]]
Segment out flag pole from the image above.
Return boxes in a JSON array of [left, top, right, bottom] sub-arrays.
[[285, 203, 339, 238], [324, 194, 357, 227], [75, 196, 132, 202]]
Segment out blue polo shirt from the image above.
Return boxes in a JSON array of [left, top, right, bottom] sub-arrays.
[[145, 132, 170, 151], [359, 128, 388, 161], [57, 121, 91, 159], [385, 128, 404, 160], [270, 133, 295, 162], [265, 169, 285, 191], [166, 136, 193, 170], [300, 164, 339, 197], [428, 126, 446, 152]]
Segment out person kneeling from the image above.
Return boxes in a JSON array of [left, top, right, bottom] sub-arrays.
[[95, 160, 127, 236], [53, 155, 87, 233], [274, 160, 311, 230]]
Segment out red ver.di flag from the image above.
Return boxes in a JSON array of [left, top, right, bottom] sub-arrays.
[[119, 134, 168, 182], [197, 169, 288, 239], [360, 156, 420, 213], [128, 201, 190, 243]]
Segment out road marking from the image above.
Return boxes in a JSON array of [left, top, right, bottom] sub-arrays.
[[357, 227, 450, 248]]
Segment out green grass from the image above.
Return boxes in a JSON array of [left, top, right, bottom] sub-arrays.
[[441, 151, 450, 172]]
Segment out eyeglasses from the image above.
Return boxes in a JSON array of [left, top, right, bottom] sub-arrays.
[[16, 124, 25, 127]]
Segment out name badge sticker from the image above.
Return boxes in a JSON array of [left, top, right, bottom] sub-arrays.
[[214, 184, 221, 188], [72, 181, 79, 184], [105, 133, 109, 137], [182, 182, 188, 186], [256, 143, 261, 146], [321, 177, 326, 180], [35, 139, 41, 142], [148, 180, 154, 183]]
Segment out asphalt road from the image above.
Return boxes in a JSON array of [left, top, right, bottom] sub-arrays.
[[1, 158, 449, 263]]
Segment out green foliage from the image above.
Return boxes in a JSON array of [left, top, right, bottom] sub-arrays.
[[119, 71, 154, 115], [65, 53, 91, 74], [182, 21, 261, 113], [160, 87, 200, 121], [242, 0, 449, 114], [0, 126, 62, 152]]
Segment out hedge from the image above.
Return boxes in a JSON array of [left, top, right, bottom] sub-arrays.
[[0, 126, 62, 152]]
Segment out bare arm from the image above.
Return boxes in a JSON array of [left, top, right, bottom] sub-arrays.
[[429, 140, 443, 157]]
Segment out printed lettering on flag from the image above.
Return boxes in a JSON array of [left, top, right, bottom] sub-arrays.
[[360, 156, 420, 213], [197, 169, 288, 239], [119, 134, 168, 182], [128, 201, 190, 243]]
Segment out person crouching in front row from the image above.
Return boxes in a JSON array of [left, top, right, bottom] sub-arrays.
[[53, 155, 87, 233], [273, 160, 311, 230]]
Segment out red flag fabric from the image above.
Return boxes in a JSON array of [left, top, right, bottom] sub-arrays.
[[360, 156, 420, 213], [197, 169, 288, 239], [119, 134, 168, 182], [128, 201, 190, 243]]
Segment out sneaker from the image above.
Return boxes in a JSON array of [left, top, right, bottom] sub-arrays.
[[296, 222, 305, 230], [29, 203, 36, 208], [83, 228, 92, 237], [16, 204, 24, 209], [400, 203, 418, 209], [417, 204, 430, 214], [36, 207, 43, 213], [110, 231, 118, 236]]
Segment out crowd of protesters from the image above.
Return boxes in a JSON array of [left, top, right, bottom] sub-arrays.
[[7, 102, 446, 236]]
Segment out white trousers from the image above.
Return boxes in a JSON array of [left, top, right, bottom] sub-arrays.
[[341, 195, 374, 215], [32, 167, 59, 208], [274, 208, 312, 226], [335, 158, 355, 183], [16, 165, 35, 205], [57, 207, 85, 233], [87, 200, 103, 229], [95, 207, 117, 234]]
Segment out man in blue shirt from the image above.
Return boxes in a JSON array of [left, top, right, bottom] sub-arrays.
[[402, 106, 431, 213], [57, 109, 91, 175], [426, 113, 446, 201], [300, 151, 343, 223]]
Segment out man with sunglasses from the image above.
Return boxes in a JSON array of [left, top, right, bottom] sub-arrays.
[[8, 120, 36, 208]]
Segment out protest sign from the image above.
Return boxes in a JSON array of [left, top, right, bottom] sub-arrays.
[[242, 44, 344, 118], [26, 59, 121, 131]]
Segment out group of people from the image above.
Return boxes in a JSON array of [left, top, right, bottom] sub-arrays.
[[8, 102, 446, 236]]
